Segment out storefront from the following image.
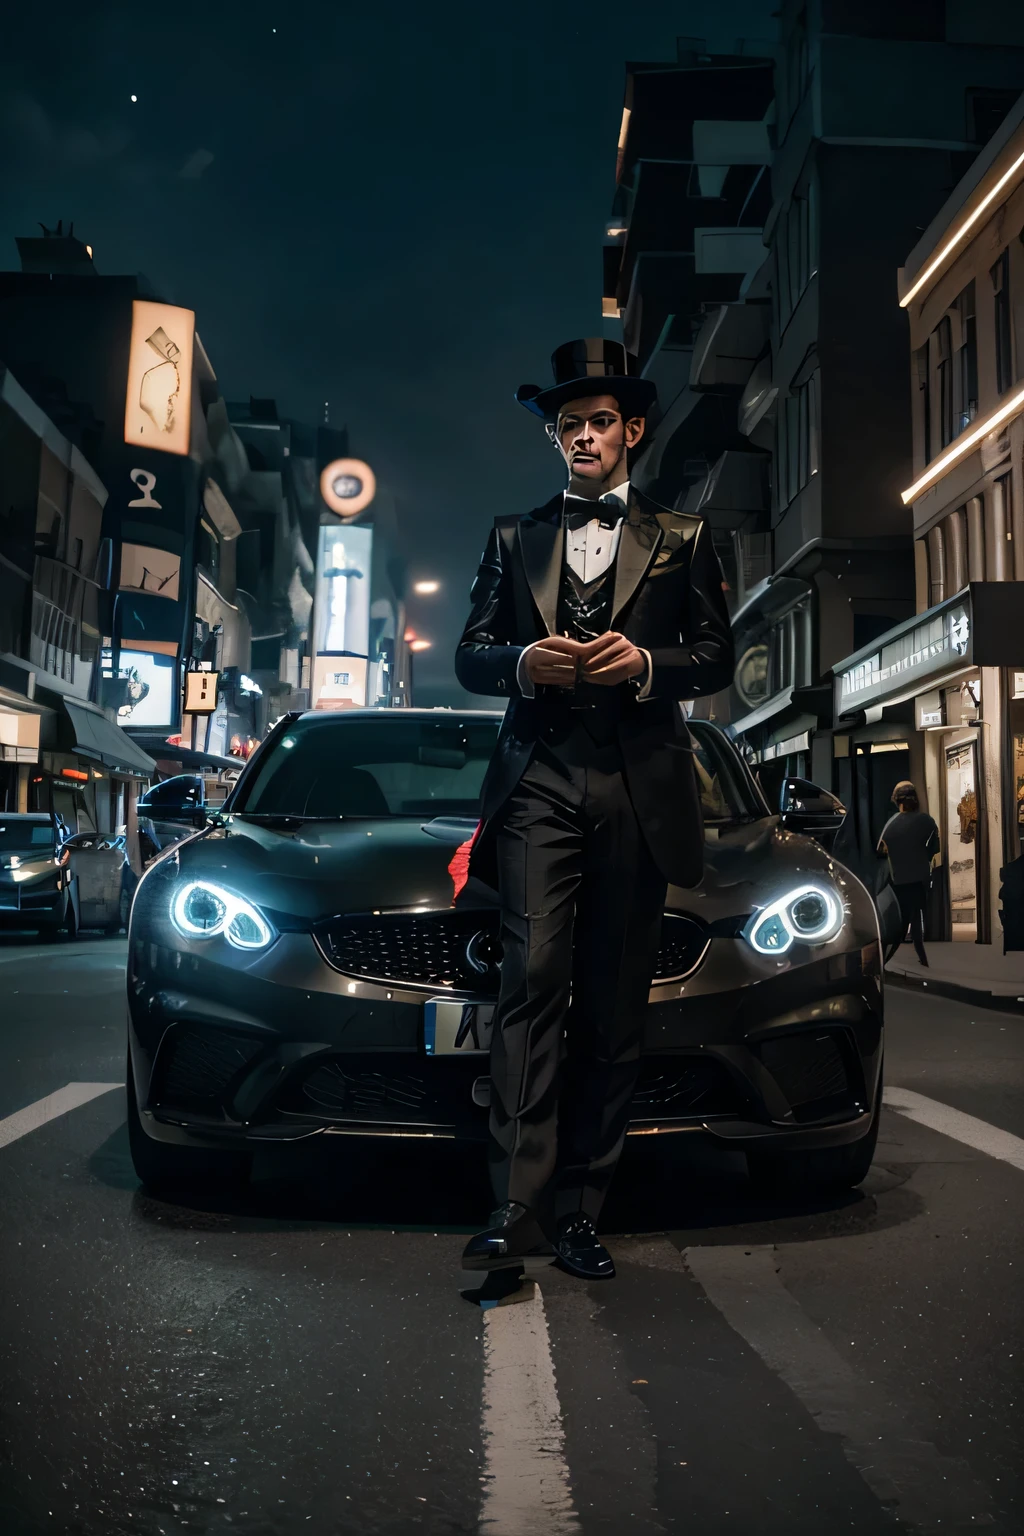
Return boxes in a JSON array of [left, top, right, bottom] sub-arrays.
[[833, 589, 998, 944]]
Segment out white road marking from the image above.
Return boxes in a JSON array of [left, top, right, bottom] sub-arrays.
[[884, 1085, 1024, 1172], [0, 1083, 121, 1149], [685, 1244, 994, 1532], [479, 1281, 580, 1535]]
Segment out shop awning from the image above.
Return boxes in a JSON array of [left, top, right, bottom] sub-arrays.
[[130, 735, 242, 774], [62, 701, 157, 779]]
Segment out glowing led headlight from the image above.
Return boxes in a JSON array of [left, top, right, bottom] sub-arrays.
[[745, 883, 843, 956], [170, 880, 274, 950]]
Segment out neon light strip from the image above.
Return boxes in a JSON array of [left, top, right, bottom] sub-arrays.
[[900, 145, 1024, 308], [901, 384, 1024, 504]]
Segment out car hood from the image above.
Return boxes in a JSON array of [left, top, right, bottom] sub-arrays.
[[177, 816, 472, 925], [173, 813, 867, 931]]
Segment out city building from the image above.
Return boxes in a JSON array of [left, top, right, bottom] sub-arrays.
[[604, 34, 776, 599], [0, 362, 155, 832], [608, 8, 1024, 837], [833, 91, 1024, 945], [0, 227, 335, 790], [718, 4, 1024, 814]]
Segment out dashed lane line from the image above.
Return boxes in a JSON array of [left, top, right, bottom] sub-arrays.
[[0, 1083, 121, 1149], [884, 1085, 1024, 1172], [684, 1244, 996, 1533], [479, 1280, 581, 1535]]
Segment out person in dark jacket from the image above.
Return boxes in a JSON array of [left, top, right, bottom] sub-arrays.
[[454, 338, 733, 1283], [877, 781, 940, 967]]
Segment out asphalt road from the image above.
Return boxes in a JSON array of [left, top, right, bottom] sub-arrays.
[[0, 933, 1022, 1536]]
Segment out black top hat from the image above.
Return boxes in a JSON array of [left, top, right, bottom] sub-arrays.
[[515, 338, 657, 421]]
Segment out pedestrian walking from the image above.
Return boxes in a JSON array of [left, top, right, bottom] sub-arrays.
[[877, 780, 940, 967]]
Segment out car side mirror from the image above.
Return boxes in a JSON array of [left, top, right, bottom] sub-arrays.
[[779, 777, 847, 843]]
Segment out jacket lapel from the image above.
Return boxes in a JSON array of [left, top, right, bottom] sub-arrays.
[[611, 493, 663, 625], [517, 498, 563, 637]]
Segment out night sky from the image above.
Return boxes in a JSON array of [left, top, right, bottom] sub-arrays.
[[1, 0, 774, 703]]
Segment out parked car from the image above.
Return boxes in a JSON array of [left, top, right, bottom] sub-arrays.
[[0, 812, 80, 939], [62, 832, 138, 934], [126, 708, 886, 1198], [136, 775, 206, 865]]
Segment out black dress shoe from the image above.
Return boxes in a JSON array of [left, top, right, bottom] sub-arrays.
[[553, 1214, 615, 1280], [462, 1202, 554, 1271]]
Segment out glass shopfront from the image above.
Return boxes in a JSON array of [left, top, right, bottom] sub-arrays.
[[943, 737, 980, 941]]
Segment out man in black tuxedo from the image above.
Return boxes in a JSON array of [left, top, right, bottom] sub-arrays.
[[455, 338, 733, 1281]]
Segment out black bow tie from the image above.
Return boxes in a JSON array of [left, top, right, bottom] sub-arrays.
[[563, 494, 626, 531]]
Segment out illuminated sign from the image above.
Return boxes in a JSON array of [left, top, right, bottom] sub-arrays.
[[114, 649, 176, 728], [312, 655, 368, 710], [123, 299, 195, 456], [184, 671, 219, 715], [319, 458, 376, 516]]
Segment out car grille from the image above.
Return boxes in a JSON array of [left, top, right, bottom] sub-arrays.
[[315, 909, 709, 993], [150, 1027, 266, 1115], [755, 1030, 854, 1122]]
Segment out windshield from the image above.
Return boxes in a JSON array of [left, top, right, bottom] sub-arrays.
[[232, 714, 502, 819], [687, 722, 766, 824], [0, 822, 56, 853]]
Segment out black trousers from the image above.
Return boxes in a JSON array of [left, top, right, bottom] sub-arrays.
[[488, 730, 667, 1224], [893, 880, 928, 965]]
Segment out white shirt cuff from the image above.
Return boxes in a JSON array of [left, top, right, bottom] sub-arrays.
[[517, 641, 541, 698], [635, 648, 654, 699]]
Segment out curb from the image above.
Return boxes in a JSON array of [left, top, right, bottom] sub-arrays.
[[885, 968, 1024, 1015]]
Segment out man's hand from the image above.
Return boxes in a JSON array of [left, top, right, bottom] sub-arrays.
[[577, 632, 646, 687], [522, 636, 584, 688]]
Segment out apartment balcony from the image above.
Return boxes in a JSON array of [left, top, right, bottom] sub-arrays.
[[681, 449, 771, 531], [690, 302, 770, 391]]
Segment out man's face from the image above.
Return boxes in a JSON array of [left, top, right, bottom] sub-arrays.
[[548, 393, 645, 492]]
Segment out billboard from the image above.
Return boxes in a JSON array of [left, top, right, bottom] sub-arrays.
[[113, 649, 177, 728], [313, 524, 373, 708], [123, 300, 195, 456]]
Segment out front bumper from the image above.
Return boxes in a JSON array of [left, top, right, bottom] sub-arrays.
[[0, 880, 65, 925], [127, 875, 883, 1156]]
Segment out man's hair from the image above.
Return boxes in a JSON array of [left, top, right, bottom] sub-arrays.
[[893, 780, 919, 811]]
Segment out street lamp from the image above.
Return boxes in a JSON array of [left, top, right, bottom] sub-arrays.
[[409, 639, 432, 652], [413, 580, 440, 594]]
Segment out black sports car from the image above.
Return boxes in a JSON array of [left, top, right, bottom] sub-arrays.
[[126, 708, 884, 1195]]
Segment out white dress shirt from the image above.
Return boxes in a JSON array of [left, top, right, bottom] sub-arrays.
[[517, 478, 654, 699]]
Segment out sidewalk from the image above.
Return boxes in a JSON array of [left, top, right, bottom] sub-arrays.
[[885, 941, 1024, 1010]]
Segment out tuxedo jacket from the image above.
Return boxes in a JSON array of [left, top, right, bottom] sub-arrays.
[[454, 485, 734, 889]]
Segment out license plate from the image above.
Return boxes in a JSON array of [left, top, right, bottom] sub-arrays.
[[424, 999, 494, 1055]]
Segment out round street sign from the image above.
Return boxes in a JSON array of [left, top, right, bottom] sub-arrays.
[[319, 457, 376, 516]]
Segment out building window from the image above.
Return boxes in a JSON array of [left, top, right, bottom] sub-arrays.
[[779, 373, 819, 507], [992, 248, 1013, 396], [916, 344, 932, 463], [784, 12, 809, 128], [196, 518, 220, 586], [936, 315, 954, 448], [955, 282, 977, 434], [332, 671, 351, 686]]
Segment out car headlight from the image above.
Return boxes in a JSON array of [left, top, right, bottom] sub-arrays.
[[170, 880, 274, 950], [744, 882, 843, 955]]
